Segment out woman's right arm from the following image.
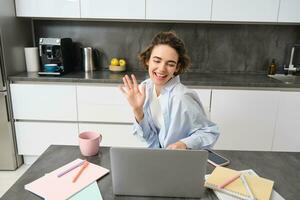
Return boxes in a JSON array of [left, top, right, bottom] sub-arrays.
[[120, 75, 160, 148], [120, 74, 146, 122]]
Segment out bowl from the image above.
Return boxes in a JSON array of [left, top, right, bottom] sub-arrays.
[[109, 65, 126, 72]]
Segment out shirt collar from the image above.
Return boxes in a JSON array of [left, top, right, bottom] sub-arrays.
[[161, 75, 180, 93]]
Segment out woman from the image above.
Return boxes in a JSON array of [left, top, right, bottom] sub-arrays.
[[120, 31, 219, 150]]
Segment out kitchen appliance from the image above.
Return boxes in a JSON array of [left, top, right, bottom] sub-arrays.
[[38, 38, 74, 76], [83, 47, 95, 72], [0, 0, 33, 170]]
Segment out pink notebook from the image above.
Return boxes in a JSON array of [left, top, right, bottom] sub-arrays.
[[25, 159, 109, 200]]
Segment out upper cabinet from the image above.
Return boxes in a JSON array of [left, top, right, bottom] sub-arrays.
[[146, 0, 212, 21], [15, 0, 80, 18], [211, 0, 280, 22], [278, 0, 300, 23], [14, 0, 300, 23], [81, 0, 145, 19]]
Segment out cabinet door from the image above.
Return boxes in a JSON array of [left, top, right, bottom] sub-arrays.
[[15, 0, 80, 18], [77, 85, 133, 123], [79, 123, 147, 147], [194, 89, 211, 118], [15, 122, 78, 155], [212, 0, 280, 22], [81, 0, 145, 19], [211, 90, 279, 151], [272, 92, 300, 152], [146, 0, 212, 21], [10, 83, 77, 121], [278, 0, 300, 23]]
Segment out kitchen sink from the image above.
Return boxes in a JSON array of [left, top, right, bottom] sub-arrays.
[[268, 74, 300, 84]]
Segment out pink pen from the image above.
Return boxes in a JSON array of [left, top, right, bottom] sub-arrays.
[[218, 172, 241, 189]]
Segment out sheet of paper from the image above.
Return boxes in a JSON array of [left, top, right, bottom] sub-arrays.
[[69, 181, 103, 200]]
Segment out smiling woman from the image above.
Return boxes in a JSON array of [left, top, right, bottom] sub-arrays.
[[119, 31, 220, 150], [145, 45, 179, 91]]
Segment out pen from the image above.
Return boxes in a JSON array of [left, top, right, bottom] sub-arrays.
[[218, 172, 241, 189], [240, 174, 255, 200], [72, 160, 89, 183], [57, 160, 85, 178]]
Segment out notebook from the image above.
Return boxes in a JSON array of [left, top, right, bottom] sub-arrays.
[[69, 181, 103, 200], [205, 166, 274, 200], [205, 169, 285, 200], [110, 147, 208, 198], [25, 159, 109, 200]]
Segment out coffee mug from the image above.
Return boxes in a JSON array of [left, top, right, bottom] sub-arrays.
[[79, 131, 102, 156]]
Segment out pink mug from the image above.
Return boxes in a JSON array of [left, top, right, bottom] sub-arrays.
[[79, 131, 102, 156]]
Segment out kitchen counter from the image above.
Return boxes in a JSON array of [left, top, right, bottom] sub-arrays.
[[8, 70, 300, 89], [2, 145, 300, 200]]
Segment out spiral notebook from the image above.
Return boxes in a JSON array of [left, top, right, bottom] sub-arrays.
[[205, 166, 274, 200], [205, 169, 285, 200]]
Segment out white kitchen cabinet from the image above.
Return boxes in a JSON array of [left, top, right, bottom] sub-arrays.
[[15, 121, 78, 155], [77, 85, 133, 123], [211, 0, 280, 22], [194, 89, 211, 118], [15, 0, 80, 18], [81, 0, 145, 19], [10, 83, 77, 121], [146, 0, 212, 21], [79, 123, 147, 147], [278, 0, 300, 23], [272, 92, 300, 152], [211, 89, 279, 151]]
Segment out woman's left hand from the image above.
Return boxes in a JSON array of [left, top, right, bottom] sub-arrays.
[[166, 141, 187, 150]]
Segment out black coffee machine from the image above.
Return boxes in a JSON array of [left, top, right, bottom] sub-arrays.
[[38, 38, 73, 76]]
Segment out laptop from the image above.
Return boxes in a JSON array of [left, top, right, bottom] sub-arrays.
[[110, 147, 208, 198]]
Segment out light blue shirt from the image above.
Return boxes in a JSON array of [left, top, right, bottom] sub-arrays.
[[133, 75, 220, 149]]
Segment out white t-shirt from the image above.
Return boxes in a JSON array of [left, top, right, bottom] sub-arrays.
[[149, 86, 164, 129]]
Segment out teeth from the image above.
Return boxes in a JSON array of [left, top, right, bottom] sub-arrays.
[[155, 72, 166, 77]]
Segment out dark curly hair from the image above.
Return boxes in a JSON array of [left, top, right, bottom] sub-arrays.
[[139, 31, 191, 76]]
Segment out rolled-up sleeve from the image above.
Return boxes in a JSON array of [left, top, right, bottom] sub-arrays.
[[180, 124, 220, 149], [133, 114, 160, 148], [170, 93, 220, 149]]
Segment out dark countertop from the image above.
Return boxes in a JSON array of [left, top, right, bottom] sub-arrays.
[[8, 71, 300, 89], [2, 145, 300, 200]]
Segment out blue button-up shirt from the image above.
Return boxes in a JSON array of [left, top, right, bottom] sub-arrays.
[[133, 76, 220, 149]]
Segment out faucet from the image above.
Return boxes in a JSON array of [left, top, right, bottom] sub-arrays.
[[284, 44, 300, 75]]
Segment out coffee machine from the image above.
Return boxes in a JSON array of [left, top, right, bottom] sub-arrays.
[[38, 38, 73, 75]]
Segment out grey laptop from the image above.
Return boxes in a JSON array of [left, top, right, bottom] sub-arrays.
[[110, 147, 208, 198]]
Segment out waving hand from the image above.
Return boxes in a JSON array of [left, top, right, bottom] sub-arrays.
[[120, 74, 146, 122]]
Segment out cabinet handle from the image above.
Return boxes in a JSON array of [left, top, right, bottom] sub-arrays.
[[0, 91, 9, 121]]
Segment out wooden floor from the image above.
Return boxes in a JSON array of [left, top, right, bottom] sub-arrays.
[[0, 164, 30, 198]]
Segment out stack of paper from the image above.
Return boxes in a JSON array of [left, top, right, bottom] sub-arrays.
[[25, 159, 109, 200], [205, 166, 274, 200]]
